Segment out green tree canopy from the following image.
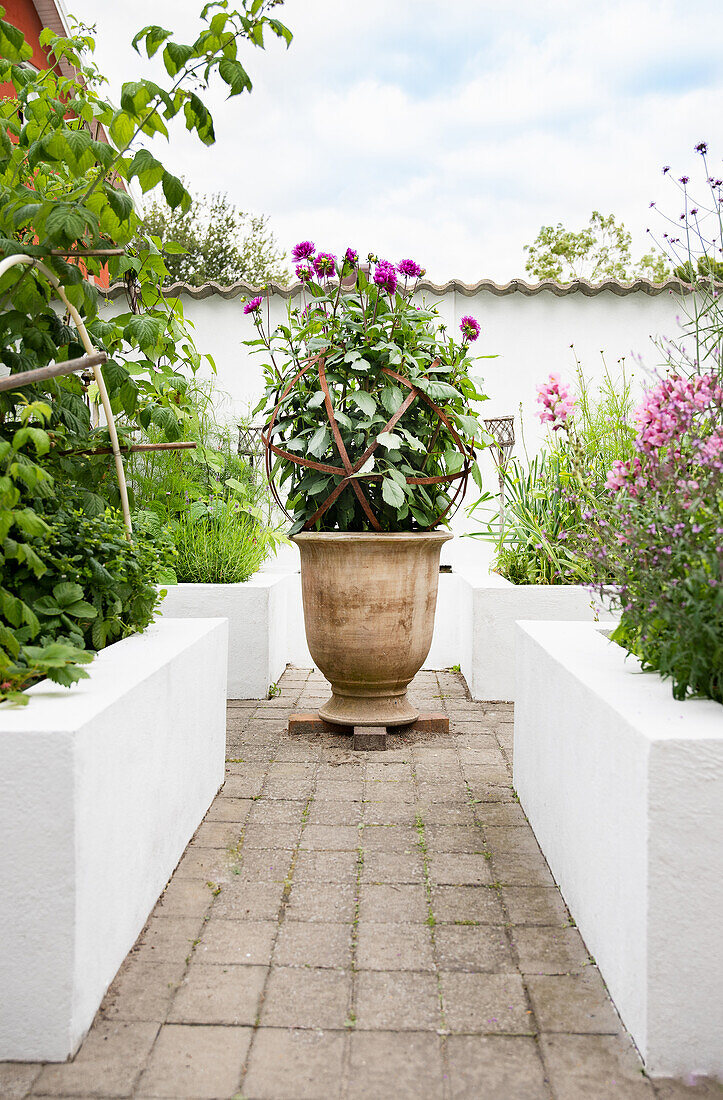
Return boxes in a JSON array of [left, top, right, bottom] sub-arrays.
[[524, 211, 670, 283], [139, 187, 288, 287]]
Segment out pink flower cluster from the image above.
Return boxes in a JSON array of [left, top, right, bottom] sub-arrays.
[[536, 373, 576, 431], [605, 456, 647, 495], [633, 373, 722, 454]]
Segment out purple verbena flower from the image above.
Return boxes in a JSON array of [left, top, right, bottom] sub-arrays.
[[244, 295, 263, 315], [373, 259, 398, 294], [291, 240, 315, 262], [460, 315, 481, 342], [313, 252, 336, 278], [397, 258, 422, 279]]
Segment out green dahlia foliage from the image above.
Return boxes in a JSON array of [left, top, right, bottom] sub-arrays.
[[252, 248, 491, 533], [0, 2, 291, 701]]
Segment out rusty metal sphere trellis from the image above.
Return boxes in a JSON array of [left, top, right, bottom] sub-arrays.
[[261, 354, 476, 531]]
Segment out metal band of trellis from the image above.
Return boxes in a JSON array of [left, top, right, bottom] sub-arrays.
[[261, 353, 477, 530], [0, 253, 133, 540]]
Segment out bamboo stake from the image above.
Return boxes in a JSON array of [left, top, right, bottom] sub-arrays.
[[0, 352, 107, 392], [0, 254, 133, 539], [59, 441, 197, 457]]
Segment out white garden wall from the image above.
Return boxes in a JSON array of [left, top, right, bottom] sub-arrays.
[[0, 618, 227, 1062], [101, 277, 690, 519]]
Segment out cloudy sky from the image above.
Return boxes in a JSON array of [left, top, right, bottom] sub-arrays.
[[70, 0, 723, 282]]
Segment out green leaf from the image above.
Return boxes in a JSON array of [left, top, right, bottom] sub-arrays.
[[380, 385, 404, 415], [376, 431, 403, 451], [351, 391, 376, 417], [161, 171, 187, 211], [0, 16, 33, 62], [307, 426, 330, 459], [128, 148, 164, 192], [105, 185, 134, 222], [44, 204, 90, 246], [381, 476, 406, 508], [307, 390, 326, 409], [218, 57, 252, 97]]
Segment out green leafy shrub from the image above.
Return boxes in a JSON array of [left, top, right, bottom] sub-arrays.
[[253, 248, 491, 533]]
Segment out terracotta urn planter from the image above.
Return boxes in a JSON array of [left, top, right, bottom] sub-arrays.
[[292, 531, 452, 726]]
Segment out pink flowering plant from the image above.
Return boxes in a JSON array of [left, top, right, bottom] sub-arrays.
[[248, 247, 492, 532], [569, 371, 723, 701]]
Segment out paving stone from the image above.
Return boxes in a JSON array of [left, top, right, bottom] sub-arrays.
[[286, 882, 357, 922], [314, 779, 365, 801], [300, 824, 361, 850], [0, 1062, 41, 1099], [652, 1078, 723, 1097], [366, 762, 413, 781], [168, 963, 267, 1025], [500, 885, 570, 926], [173, 848, 237, 883], [264, 778, 315, 800], [191, 820, 244, 848], [360, 850, 425, 884], [474, 801, 528, 827], [222, 774, 265, 798], [268, 761, 317, 778], [435, 924, 515, 972], [363, 801, 419, 825], [294, 849, 359, 883], [466, 783, 515, 803], [527, 970, 623, 1034], [242, 1027, 346, 1100], [101, 959, 184, 1021], [314, 763, 364, 782], [441, 972, 533, 1034], [247, 798, 308, 824], [416, 802, 476, 825], [360, 825, 419, 852], [274, 920, 353, 968], [356, 921, 435, 971], [259, 966, 352, 1028], [355, 970, 441, 1030], [416, 781, 469, 804], [212, 879, 285, 920], [307, 799, 364, 825], [512, 924, 592, 974], [446, 1035, 548, 1099], [137, 1023, 251, 1098], [347, 1031, 445, 1099], [205, 796, 256, 823], [154, 879, 214, 920], [485, 827, 555, 886], [32, 1021, 158, 1097], [431, 885, 505, 924], [195, 919, 277, 965], [540, 1034, 655, 1098], [240, 823, 301, 849], [236, 847, 293, 881], [428, 852, 493, 886], [358, 883, 429, 923], [135, 917, 201, 964], [424, 825, 486, 852]]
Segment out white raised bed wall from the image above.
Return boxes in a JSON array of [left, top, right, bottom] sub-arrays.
[[458, 571, 615, 701], [160, 575, 292, 698], [0, 618, 227, 1062], [514, 620, 723, 1078]]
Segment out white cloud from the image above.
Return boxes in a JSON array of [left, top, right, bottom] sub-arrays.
[[68, 0, 723, 280]]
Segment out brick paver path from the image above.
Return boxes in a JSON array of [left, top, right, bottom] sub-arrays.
[[2, 668, 720, 1099]]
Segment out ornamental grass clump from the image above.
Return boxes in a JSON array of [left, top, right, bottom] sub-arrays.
[[250, 246, 491, 533]]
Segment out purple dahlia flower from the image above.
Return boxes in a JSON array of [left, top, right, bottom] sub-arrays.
[[291, 240, 315, 262], [373, 259, 398, 295], [344, 247, 359, 267], [295, 263, 313, 282], [397, 258, 422, 279], [460, 314, 480, 342], [244, 295, 263, 315], [314, 252, 337, 278]]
